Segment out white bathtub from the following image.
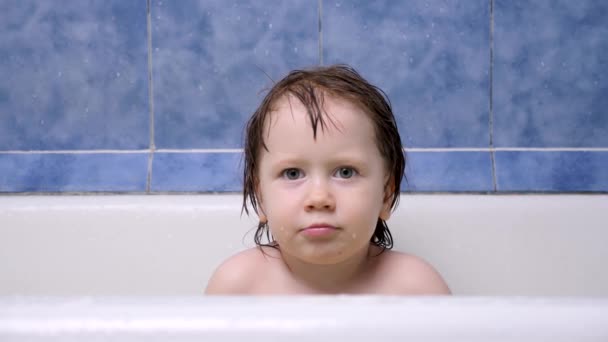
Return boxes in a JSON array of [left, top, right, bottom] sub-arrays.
[[1, 194, 607, 296], [1, 296, 608, 341], [1, 194, 608, 341]]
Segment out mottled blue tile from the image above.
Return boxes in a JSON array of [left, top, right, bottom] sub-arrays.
[[494, 1, 608, 147], [152, 0, 318, 149], [495, 151, 608, 192], [403, 151, 494, 192], [152, 152, 242, 192], [0, 153, 148, 192], [0, 0, 149, 150], [324, 0, 490, 147]]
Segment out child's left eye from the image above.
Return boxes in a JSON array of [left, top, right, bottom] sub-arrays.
[[334, 167, 357, 179], [281, 168, 303, 180]]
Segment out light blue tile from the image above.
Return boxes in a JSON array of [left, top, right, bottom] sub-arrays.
[[152, 152, 242, 192], [0, 0, 149, 150], [404, 152, 494, 192], [494, 1, 608, 147], [324, 0, 490, 147], [495, 151, 608, 192], [0, 153, 148, 192], [152, 0, 319, 149]]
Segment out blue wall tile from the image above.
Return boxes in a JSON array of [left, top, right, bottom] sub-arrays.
[[1, 1, 606, 194], [0, 153, 148, 192], [152, 0, 318, 149], [404, 151, 494, 192], [152, 152, 242, 192], [494, 0, 608, 147], [324, 0, 490, 148], [0, 0, 149, 150], [495, 151, 608, 192]]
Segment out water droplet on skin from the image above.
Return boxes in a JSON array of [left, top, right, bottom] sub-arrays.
[[352, 233, 357, 240], [280, 226, 285, 231]]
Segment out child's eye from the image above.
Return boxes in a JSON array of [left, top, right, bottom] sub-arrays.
[[334, 167, 357, 179], [281, 168, 303, 180]]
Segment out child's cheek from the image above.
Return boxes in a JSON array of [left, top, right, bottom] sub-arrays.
[[271, 225, 288, 244]]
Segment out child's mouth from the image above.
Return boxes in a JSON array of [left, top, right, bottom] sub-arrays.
[[300, 224, 339, 237]]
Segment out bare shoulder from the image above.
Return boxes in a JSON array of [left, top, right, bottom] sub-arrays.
[[204, 247, 274, 295], [377, 250, 451, 295]]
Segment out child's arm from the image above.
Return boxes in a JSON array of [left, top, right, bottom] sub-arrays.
[[204, 249, 258, 295], [387, 253, 452, 295]]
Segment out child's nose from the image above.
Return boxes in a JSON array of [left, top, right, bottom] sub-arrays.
[[304, 179, 335, 211]]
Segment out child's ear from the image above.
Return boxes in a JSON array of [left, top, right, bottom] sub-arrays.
[[258, 206, 268, 223], [255, 188, 268, 223], [379, 177, 395, 221], [380, 200, 392, 221]]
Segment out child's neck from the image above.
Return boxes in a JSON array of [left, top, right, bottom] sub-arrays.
[[280, 244, 375, 294]]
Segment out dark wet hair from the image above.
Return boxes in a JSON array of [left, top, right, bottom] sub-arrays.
[[242, 64, 405, 253]]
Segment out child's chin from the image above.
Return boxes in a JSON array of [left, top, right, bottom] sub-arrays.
[[297, 248, 357, 265]]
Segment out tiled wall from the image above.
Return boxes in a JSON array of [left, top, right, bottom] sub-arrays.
[[0, 0, 606, 193]]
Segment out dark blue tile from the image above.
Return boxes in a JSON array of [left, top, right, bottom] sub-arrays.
[[495, 151, 608, 192], [152, 152, 242, 192], [404, 151, 494, 192], [0, 0, 149, 150], [494, 1, 608, 147], [324, 0, 490, 147], [0, 153, 148, 192], [152, 0, 319, 149]]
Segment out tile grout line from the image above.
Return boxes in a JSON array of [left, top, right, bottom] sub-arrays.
[[489, 0, 497, 192], [146, 0, 156, 194], [318, 0, 323, 66], [2, 148, 608, 154]]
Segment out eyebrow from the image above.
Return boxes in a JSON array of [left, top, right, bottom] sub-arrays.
[[272, 154, 371, 168]]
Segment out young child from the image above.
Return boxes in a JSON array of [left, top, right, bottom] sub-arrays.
[[205, 64, 450, 295]]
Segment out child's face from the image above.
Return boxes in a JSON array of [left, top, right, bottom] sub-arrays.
[[256, 94, 391, 265]]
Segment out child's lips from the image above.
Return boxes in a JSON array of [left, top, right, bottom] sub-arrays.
[[300, 224, 339, 237]]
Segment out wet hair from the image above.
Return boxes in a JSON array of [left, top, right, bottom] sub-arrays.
[[242, 64, 405, 253]]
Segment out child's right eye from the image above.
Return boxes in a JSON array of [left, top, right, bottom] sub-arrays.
[[281, 168, 302, 180]]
